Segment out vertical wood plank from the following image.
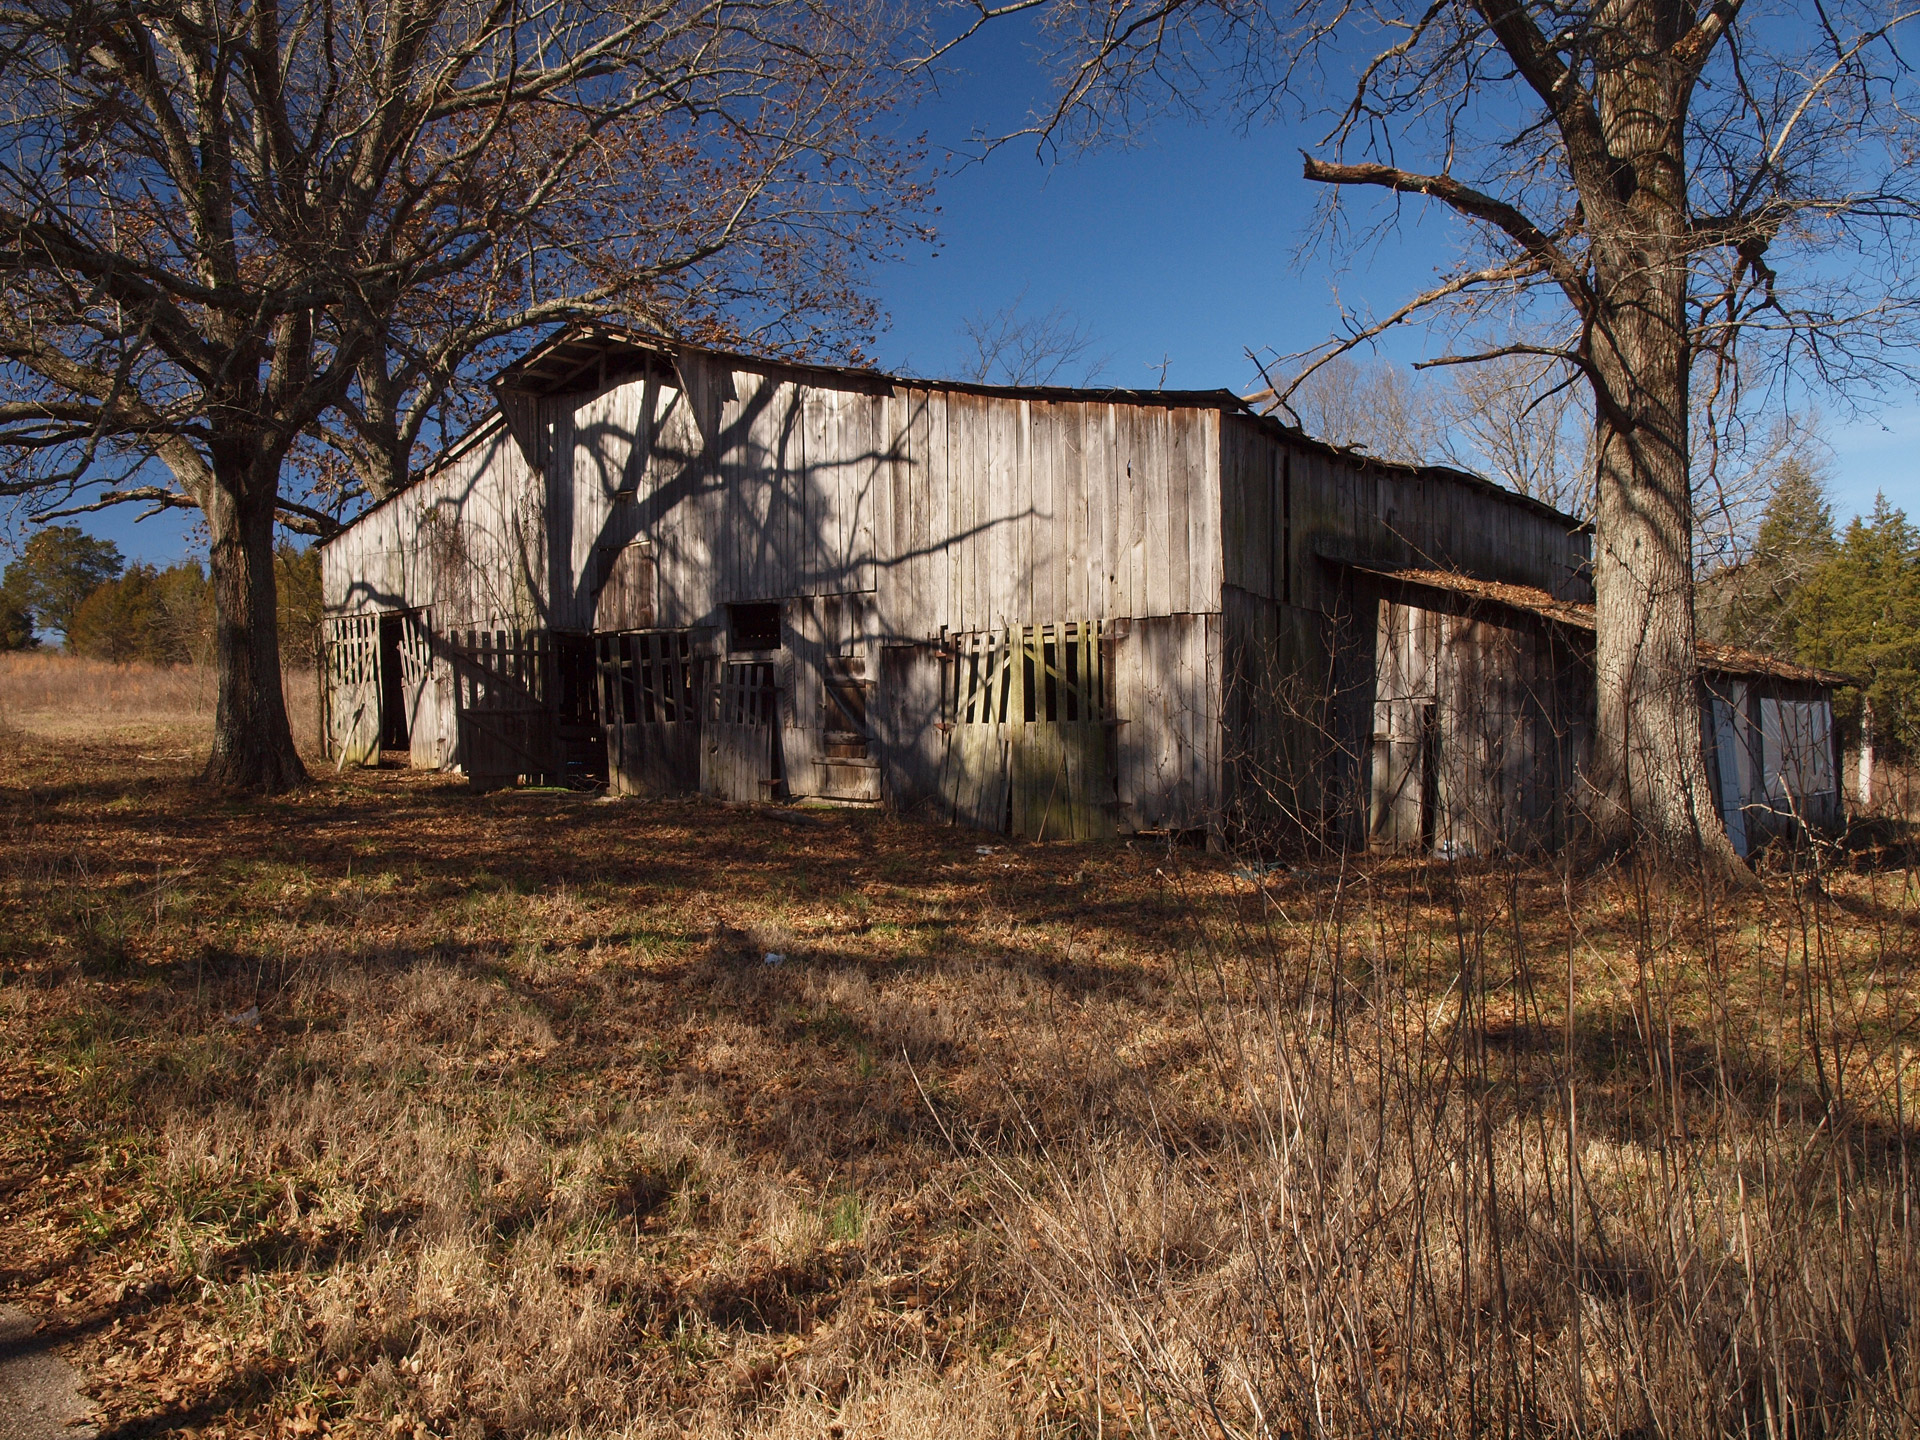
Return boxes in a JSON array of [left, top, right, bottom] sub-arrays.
[[927, 389, 951, 635], [1098, 405, 1121, 620], [1061, 405, 1089, 621], [1191, 410, 1220, 612], [884, 390, 915, 639], [988, 397, 1016, 629], [1113, 406, 1137, 620], [1141, 408, 1170, 617], [1032, 400, 1056, 625], [956, 393, 979, 630], [1163, 408, 1192, 615]]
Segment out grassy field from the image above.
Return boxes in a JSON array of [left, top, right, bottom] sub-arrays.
[[0, 652, 318, 751], [3, 667, 1919, 1437]]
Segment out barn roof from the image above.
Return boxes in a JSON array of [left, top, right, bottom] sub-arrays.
[[492, 323, 1589, 530], [1358, 566, 1853, 689], [327, 321, 1588, 546]]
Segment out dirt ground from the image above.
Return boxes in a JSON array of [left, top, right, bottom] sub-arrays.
[[4, 716, 1918, 1438]]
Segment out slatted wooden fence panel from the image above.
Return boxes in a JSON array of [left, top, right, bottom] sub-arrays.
[[938, 621, 1115, 839], [598, 630, 702, 796], [702, 661, 776, 802], [450, 629, 557, 788], [322, 615, 381, 767]]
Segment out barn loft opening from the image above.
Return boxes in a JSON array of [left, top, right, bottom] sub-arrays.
[[728, 603, 781, 653]]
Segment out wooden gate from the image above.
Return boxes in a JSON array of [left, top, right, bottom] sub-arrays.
[[450, 629, 557, 789], [702, 661, 777, 803], [939, 622, 1115, 839], [597, 630, 702, 796], [321, 614, 381, 767]]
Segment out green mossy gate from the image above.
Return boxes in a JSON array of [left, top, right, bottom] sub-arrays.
[[938, 622, 1116, 840]]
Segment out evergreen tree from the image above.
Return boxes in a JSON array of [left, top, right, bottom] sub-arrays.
[[67, 566, 169, 663], [274, 546, 323, 671], [65, 560, 215, 666], [0, 583, 33, 649], [1795, 495, 1920, 760], [1702, 456, 1837, 653]]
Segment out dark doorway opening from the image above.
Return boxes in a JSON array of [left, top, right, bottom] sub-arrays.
[[727, 602, 782, 652], [552, 631, 609, 787], [378, 612, 410, 751]]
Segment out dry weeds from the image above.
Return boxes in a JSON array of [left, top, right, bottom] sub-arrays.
[[1, 721, 1916, 1438], [0, 652, 318, 752]]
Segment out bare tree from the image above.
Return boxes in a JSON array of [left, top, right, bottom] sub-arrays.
[[962, 0, 1920, 868], [1428, 353, 1594, 519], [957, 288, 1106, 385], [0, 0, 928, 791], [1282, 355, 1433, 463]]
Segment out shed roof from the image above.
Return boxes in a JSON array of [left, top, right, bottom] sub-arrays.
[[1359, 566, 1852, 688]]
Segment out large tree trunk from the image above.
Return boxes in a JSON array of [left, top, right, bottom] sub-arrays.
[[1584, 4, 1745, 875], [202, 448, 308, 793]]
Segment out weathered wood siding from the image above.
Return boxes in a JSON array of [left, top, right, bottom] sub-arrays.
[[1702, 677, 1844, 852], [319, 419, 548, 767], [1218, 415, 1589, 612], [489, 359, 1218, 638], [1363, 595, 1590, 857], [1215, 414, 1592, 844]]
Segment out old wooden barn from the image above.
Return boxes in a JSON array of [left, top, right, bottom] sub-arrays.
[[318, 324, 1840, 853]]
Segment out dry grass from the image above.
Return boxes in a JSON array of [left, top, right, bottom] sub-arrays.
[[0, 720, 1917, 1438], [0, 651, 318, 752], [998, 853, 1920, 1438]]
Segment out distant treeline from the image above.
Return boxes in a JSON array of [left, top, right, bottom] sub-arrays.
[[1, 526, 322, 667]]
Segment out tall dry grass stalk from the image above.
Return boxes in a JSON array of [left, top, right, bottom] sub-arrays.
[[989, 850, 1920, 1438], [0, 651, 317, 751]]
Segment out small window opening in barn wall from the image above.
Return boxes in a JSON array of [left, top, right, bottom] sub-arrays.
[[728, 602, 782, 653]]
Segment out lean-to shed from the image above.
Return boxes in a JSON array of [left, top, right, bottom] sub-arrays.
[[319, 324, 1835, 852], [1350, 568, 1849, 857]]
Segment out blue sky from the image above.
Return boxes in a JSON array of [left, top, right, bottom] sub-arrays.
[[20, 24, 1911, 569], [871, 27, 1911, 527]]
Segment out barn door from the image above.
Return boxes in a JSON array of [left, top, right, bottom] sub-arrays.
[[321, 615, 380, 767], [1010, 622, 1114, 841], [939, 623, 1114, 839], [702, 661, 777, 802], [1368, 601, 1439, 853], [450, 629, 557, 789], [815, 653, 881, 802], [395, 611, 437, 767], [598, 630, 702, 796]]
